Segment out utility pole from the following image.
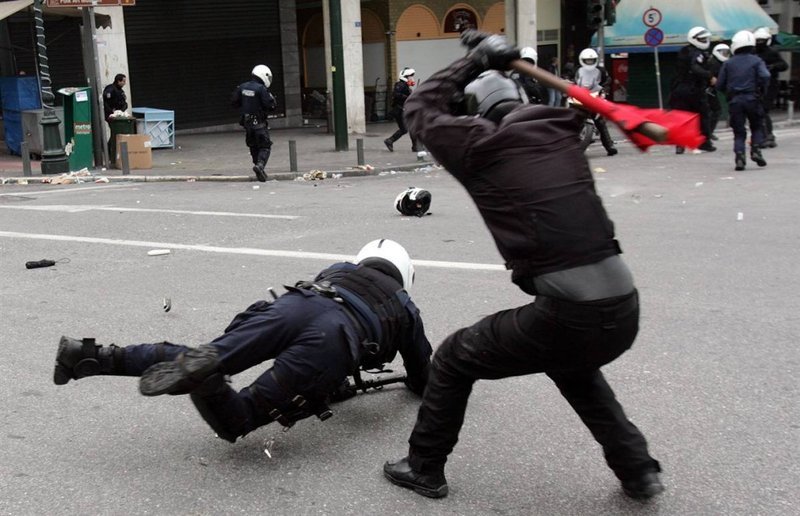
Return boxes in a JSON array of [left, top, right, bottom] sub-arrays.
[[82, 7, 108, 169], [329, 0, 348, 151], [33, 0, 69, 174]]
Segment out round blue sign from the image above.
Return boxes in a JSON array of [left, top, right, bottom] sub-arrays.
[[644, 27, 664, 47]]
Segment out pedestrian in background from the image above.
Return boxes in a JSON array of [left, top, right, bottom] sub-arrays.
[[232, 64, 277, 182], [669, 26, 717, 153], [103, 73, 128, 165], [716, 31, 770, 171], [707, 43, 731, 141], [546, 56, 563, 107], [753, 27, 788, 148], [385, 67, 419, 152], [384, 31, 663, 501]]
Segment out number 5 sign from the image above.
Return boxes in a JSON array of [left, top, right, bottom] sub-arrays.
[[643, 8, 662, 27]]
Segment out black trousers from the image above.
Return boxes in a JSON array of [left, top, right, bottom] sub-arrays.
[[670, 86, 712, 139], [407, 290, 660, 481], [245, 125, 272, 166], [595, 117, 616, 152], [729, 98, 765, 154], [387, 109, 418, 150]]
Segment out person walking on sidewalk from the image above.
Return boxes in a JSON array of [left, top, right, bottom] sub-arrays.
[[383, 31, 663, 501], [716, 31, 770, 171], [53, 239, 432, 444], [232, 65, 277, 182], [384, 68, 420, 152], [753, 27, 788, 148]]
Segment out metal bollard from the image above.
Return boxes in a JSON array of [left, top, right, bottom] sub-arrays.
[[120, 141, 130, 176], [788, 100, 794, 124], [21, 141, 32, 177], [289, 140, 298, 172], [356, 138, 364, 166]]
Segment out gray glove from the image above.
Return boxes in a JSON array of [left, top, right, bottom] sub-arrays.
[[460, 29, 490, 50], [468, 34, 520, 71]]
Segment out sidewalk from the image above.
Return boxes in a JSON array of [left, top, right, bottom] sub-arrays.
[[1, 111, 796, 184], [0, 121, 432, 184]]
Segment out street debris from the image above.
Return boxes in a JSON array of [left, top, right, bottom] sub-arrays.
[[300, 170, 327, 181], [737, 212, 744, 221], [147, 249, 171, 256], [331, 173, 342, 179], [353, 164, 374, 171], [94, 177, 110, 183], [695, 182, 703, 187], [252, 185, 260, 190], [25, 259, 56, 269], [163, 298, 172, 312], [593, 167, 606, 173]]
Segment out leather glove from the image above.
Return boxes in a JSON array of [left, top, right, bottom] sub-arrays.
[[460, 29, 491, 50], [468, 35, 521, 71]]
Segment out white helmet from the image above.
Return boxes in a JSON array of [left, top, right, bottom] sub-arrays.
[[251, 64, 272, 87], [395, 187, 432, 217], [355, 239, 415, 291], [731, 30, 756, 55], [399, 67, 416, 82], [687, 26, 711, 50], [711, 43, 730, 63], [753, 27, 772, 46], [520, 47, 538, 65], [578, 48, 599, 69]]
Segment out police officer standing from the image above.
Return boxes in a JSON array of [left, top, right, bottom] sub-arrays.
[[102, 73, 128, 163], [53, 239, 432, 443], [574, 48, 618, 156], [716, 31, 771, 171], [706, 43, 730, 141], [232, 65, 277, 182], [384, 31, 662, 501], [753, 27, 788, 148], [385, 68, 420, 152], [509, 47, 548, 105], [669, 26, 717, 153]]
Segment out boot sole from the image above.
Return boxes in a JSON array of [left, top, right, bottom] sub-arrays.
[[252, 166, 267, 182], [383, 471, 448, 498], [623, 482, 665, 500], [139, 347, 219, 396]]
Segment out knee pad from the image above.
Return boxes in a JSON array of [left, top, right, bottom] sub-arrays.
[[190, 375, 248, 443]]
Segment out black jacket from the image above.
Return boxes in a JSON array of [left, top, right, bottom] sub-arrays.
[[404, 58, 621, 293], [231, 78, 276, 122], [755, 45, 788, 101], [672, 45, 712, 94], [390, 80, 412, 116], [102, 83, 127, 121]]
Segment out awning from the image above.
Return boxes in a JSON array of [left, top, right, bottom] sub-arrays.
[[775, 31, 800, 52], [594, 0, 779, 51], [0, 0, 111, 27]]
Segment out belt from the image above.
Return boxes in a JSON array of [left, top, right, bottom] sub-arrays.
[[534, 290, 638, 325]]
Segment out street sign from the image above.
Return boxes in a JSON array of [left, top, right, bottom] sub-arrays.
[[642, 8, 662, 28], [644, 27, 664, 47], [46, 0, 135, 6]]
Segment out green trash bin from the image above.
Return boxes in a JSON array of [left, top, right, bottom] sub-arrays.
[[58, 87, 94, 171], [108, 116, 136, 167]]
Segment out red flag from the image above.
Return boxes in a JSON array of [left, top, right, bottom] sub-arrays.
[[565, 85, 705, 151]]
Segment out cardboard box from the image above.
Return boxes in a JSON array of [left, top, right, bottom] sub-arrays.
[[116, 134, 152, 169]]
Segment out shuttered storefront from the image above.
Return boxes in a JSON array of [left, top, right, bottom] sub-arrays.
[[124, 0, 284, 129]]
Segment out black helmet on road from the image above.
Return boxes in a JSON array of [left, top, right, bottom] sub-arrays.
[[395, 187, 432, 217]]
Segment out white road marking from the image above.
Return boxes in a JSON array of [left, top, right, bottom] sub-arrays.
[[0, 230, 506, 271], [0, 204, 299, 219], [0, 184, 135, 197]]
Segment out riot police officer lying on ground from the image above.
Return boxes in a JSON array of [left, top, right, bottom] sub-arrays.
[[53, 239, 431, 443]]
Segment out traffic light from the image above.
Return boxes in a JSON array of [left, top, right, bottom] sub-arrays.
[[586, 0, 604, 30], [605, 0, 618, 27]]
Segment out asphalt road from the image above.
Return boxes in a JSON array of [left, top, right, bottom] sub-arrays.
[[1, 128, 799, 515]]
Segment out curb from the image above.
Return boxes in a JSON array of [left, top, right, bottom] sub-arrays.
[[0, 161, 437, 185]]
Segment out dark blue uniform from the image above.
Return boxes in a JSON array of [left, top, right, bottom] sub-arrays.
[[669, 45, 714, 145], [385, 80, 419, 151], [231, 78, 277, 169], [112, 262, 431, 441], [755, 44, 788, 145], [717, 53, 770, 154]]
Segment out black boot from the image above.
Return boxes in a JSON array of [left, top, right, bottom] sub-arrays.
[[384, 138, 394, 152], [621, 471, 665, 500], [139, 344, 220, 396], [383, 457, 448, 498], [252, 163, 267, 182], [53, 336, 122, 385], [750, 147, 767, 167], [735, 153, 746, 171]]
